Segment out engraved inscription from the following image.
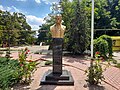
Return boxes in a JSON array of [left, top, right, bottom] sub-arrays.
[[52, 38, 63, 74]]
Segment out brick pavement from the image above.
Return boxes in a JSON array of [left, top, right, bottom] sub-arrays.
[[11, 52, 120, 90], [103, 67, 120, 90]]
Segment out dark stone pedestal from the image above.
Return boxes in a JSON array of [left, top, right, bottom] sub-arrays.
[[40, 70, 74, 85], [40, 38, 74, 85], [52, 38, 63, 74]]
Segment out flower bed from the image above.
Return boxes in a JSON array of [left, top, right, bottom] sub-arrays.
[[0, 48, 39, 89]]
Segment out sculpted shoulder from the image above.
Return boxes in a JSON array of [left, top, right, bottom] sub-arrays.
[[50, 25, 55, 30], [61, 25, 66, 30], [50, 25, 54, 32]]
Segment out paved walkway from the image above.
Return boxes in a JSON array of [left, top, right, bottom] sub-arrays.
[[10, 52, 120, 90]]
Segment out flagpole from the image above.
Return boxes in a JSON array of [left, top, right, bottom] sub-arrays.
[[91, 0, 94, 58]]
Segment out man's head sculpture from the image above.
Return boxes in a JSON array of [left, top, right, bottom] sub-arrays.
[[55, 14, 62, 25], [50, 14, 66, 38]]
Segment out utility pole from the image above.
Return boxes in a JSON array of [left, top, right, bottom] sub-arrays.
[[91, 0, 94, 58]]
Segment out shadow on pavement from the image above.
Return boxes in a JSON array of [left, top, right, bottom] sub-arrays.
[[12, 83, 30, 90], [41, 54, 52, 59], [36, 85, 56, 90], [88, 85, 105, 90], [64, 55, 89, 65], [40, 54, 89, 66]]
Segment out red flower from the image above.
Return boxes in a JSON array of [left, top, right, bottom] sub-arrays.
[[25, 51, 28, 54], [25, 50, 30, 55], [95, 51, 100, 55], [20, 64, 24, 67]]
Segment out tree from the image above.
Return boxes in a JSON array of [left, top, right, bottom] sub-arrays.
[[94, 0, 111, 29], [61, 0, 74, 49], [0, 10, 35, 46], [62, 0, 90, 54], [93, 0, 120, 29], [106, 0, 120, 28]]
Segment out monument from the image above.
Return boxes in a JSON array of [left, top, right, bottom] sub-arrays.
[[40, 14, 74, 85]]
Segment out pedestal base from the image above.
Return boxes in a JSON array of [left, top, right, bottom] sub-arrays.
[[40, 70, 74, 85]]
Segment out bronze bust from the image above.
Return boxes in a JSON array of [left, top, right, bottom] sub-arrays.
[[50, 15, 66, 38]]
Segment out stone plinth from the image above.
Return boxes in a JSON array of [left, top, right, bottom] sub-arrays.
[[40, 38, 74, 85], [40, 70, 74, 85]]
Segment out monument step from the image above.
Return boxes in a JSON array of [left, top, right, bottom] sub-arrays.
[[40, 80, 74, 85], [46, 75, 69, 80], [40, 70, 74, 85], [46, 70, 70, 80]]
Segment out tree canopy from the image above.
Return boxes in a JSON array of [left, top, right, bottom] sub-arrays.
[[0, 10, 36, 47]]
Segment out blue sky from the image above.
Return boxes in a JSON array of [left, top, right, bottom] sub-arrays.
[[0, 0, 62, 30]]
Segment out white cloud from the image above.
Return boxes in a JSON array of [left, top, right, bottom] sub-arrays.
[[26, 15, 45, 30], [6, 7, 12, 11], [0, 5, 5, 11], [35, 0, 41, 4], [30, 25, 40, 30], [40, 0, 73, 4], [34, 0, 59, 4], [42, 0, 59, 4], [0, 5, 21, 13], [11, 6, 20, 12], [34, 0, 73, 4]]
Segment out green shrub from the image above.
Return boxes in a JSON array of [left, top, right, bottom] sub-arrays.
[[86, 53, 105, 85], [0, 57, 9, 65], [99, 35, 113, 56], [0, 58, 22, 89], [18, 48, 38, 83], [94, 38, 108, 58], [45, 61, 52, 65]]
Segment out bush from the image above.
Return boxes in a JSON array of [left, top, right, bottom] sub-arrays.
[[94, 38, 109, 58], [18, 48, 38, 83], [0, 58, 22, 89], [86, 52, 105, 85], [99, 35, 113, 56]]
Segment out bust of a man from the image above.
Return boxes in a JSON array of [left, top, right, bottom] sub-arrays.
[[50, 15, 66, 38]]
